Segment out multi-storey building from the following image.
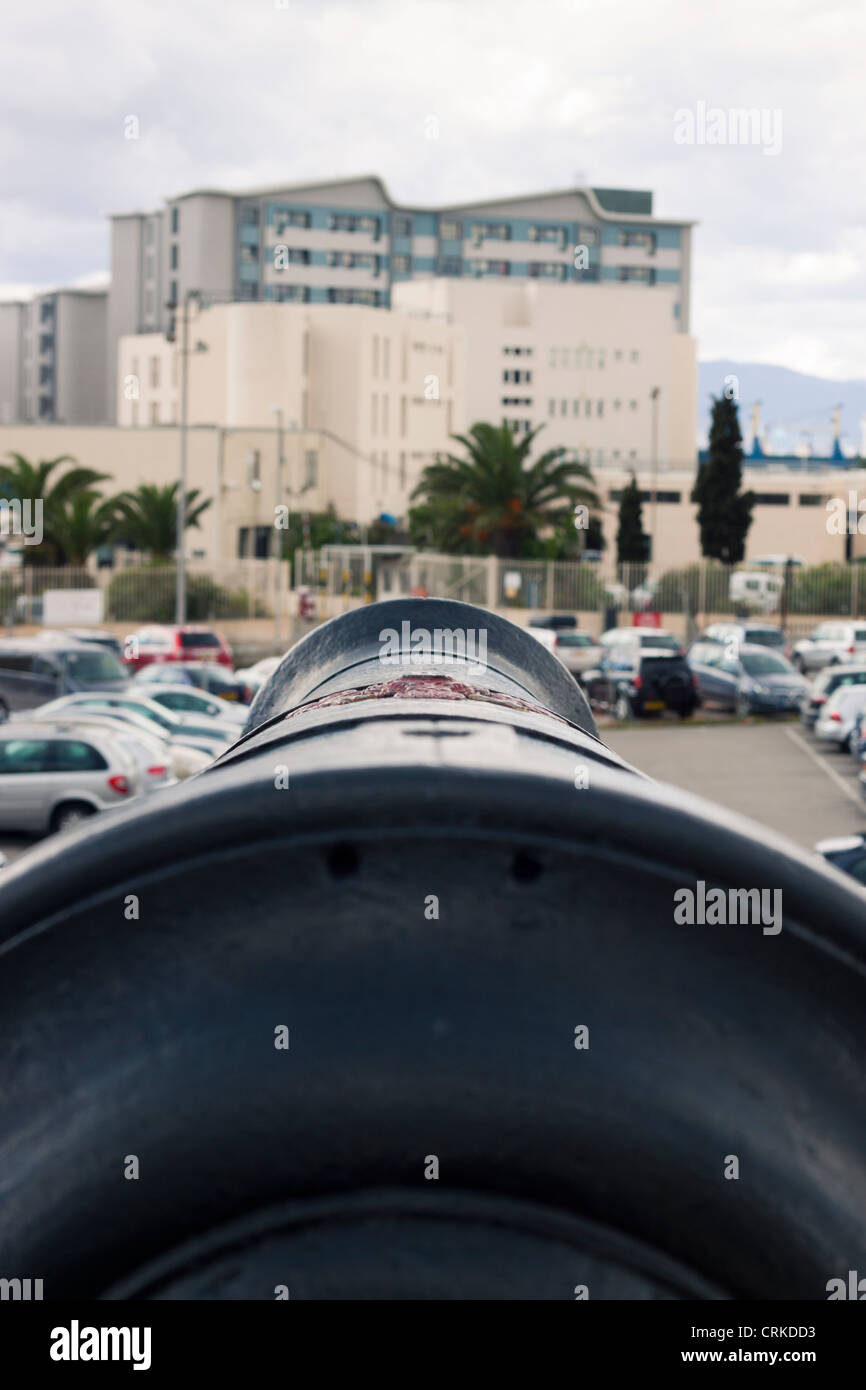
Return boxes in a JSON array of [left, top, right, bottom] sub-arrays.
[[0, 288, 107, 425], [106, 175, 693, 419], [117, 300, 464, 530]]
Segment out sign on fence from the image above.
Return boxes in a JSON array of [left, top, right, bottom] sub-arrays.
[[42, 589, 105, 626], [632, 610, 662, 628]]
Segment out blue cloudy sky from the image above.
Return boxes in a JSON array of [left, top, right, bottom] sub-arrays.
[[1, 0, 863, 378]]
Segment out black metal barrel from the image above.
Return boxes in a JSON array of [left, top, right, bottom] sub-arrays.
[[0, 598, 864, 1300]]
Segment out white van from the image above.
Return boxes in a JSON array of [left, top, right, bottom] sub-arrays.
[[729, 571, 784, 613]]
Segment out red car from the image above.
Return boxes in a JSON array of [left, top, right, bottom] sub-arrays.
[[122, 625, 234, 672]]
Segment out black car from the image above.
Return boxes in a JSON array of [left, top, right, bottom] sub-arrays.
[[688, 641, 807, 716], [800, 664, 866, 730], [815, 835, 866, 887], [0, 638, 128, 721], [584, 646, 700, 721]]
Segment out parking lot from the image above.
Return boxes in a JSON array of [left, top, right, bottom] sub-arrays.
[[606, 718, 864, 849]]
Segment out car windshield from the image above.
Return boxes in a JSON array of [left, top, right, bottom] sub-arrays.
[[744, 629, 784, 648], [180, 632, 220, 648], [741, 652, 791, 676], [61, 650, 126, 682], [556, 633, 593, 648], [639, 634, 680, 650]]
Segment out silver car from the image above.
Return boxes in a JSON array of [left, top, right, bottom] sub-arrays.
[[26, 712, 178, 796], [0, 723, 142, 834], [27, 704, 211, 781], [792, 622, 866, 673], [551, 631, 603, 676], [141, 683, 247, 726], [814, 685, 866, 753]]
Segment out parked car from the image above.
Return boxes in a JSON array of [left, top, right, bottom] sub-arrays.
[[700, 621, 787, 657], [815, 834, 866, 887], [687, 641, 807, 717], [233, 655, 282, 697], [0, 637, 128, 722], [132, 660, 251, 703], [584, 646, 700, 721], [38, 628, 126, 663], [122, 625, 234, 672], [27, 713, 177, 796], [728, 571, 784, 613], [850, 705, 866, 763], [799, 665, 866, 730], [814, 685, 866, 753], [528, 614, 578, 631], [550, 630, 603, 677], [32, 693, 236, 758], [135, 683, 247, 726], [27, 703, 211, 781], [791, 622, 866, 673], [599, 627, 683, 654], [0, 722, 142, 834]]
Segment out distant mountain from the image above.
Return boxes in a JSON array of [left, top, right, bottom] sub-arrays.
[[698, 361, 866, 458]]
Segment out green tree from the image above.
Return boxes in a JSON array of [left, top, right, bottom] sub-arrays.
[[112, 482, 212, 562], [616, 475, 649, 564], [46, 491, 119, 566], [692, 396, 754, 563], [410, 423, 599, 558], [0, 452, 111, 564]]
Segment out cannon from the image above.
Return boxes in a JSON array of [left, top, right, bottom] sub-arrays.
[[0, 598, 864, 1300]]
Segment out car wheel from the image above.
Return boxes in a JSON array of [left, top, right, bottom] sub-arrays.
[[51, 802, 96, 834], [614, 694, 632, 722], [735, 693, 751, 719]]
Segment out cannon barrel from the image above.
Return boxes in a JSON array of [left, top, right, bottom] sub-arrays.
[[0, 598, 864, 1300]]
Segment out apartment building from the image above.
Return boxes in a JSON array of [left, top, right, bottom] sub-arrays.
[[105, 175, 694, 419], [117, 300, 464, 530], [0, 288, 107, 425]]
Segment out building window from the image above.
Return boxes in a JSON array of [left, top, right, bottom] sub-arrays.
[[304, 451, 318, 488], [169, 280, 178, 305], [327, 288, 381, 305], [372, 336, 379, 378], [528, 225, 567, 248], [382, 395, 389, 433], [438, 256, 462, 275], [617, 229, 655, 251], [278, 248, 310, 265], [393, 214, 412, 237], [357, 215, 380, 237], [753, 493, 791, 506], [240, 244, 259, 264], [613, 399, 621, 410], [240, 205, 260, 226], [39, 333, 53, 354], [393, 254, 411, 273], [618, 267, 655, 284], [149, 356, 160, 388], [383, 338, 390, 379], [629, 399, 638, 410], [149, 402, 159, 425], [614, 350, 622, 361], [131, 402, 138, 427], [548, 399, 555, 417], [580, 226, 599, 245], [440, 219, 462, 240], [597, 400, 603, 417], [470, 222, 511, 246], [239, 283, 259, 301], [468, 259, 510, 277], [528, 262, 567, 280], [274, 210, 311, 233], [171, 206, 179, 235], [573, 400, 580, 416], [630, 350, 640, 362], [400, 397, 407, 436], [798, 493, 824, 506], [399, 452, 406, 488], [371, 394, 378, 433], [271, 285, 310, 302], [560, 399, 567, 416]]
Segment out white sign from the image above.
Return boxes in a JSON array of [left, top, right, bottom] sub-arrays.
[[42, 589, 105, 626], [503, 570, 522, 598]]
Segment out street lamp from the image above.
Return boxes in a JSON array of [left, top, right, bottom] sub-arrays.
[[165, 289, 206, 625], [648, 386, 661, 566]]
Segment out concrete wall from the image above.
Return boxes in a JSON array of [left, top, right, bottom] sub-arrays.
[[56, 293, 107, 424]]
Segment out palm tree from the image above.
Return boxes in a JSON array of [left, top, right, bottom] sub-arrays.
[[112, 482, 212, 562], [410, 423, 599, 558], [47, 491, 120, 567], [0, 452, 112, 563]]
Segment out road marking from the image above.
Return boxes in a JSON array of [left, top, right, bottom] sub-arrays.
[[785, 727, 863, 807]]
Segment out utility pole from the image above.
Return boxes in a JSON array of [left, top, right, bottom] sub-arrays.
[[649, 386, 661, 568], [166, 288, 202, 626]]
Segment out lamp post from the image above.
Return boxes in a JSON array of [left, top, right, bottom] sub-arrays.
[[271, 405, 287, 644], [166, 289, 203, 625], [648, 386, 661, 568]]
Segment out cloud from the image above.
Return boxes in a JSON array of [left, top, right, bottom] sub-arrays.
[[0, 0, 864, 374]]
